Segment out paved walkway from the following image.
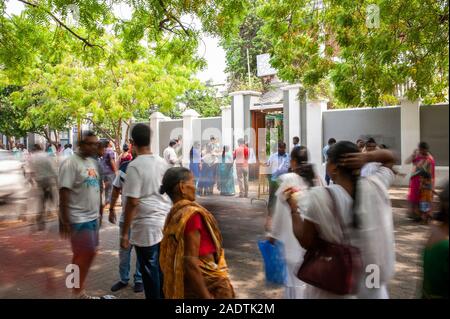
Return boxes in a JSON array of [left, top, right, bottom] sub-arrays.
[[0, 187, 429, 299]]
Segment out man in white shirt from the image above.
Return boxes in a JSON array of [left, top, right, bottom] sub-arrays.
[[120, 124, 171, 299], [62, 143, 74, 158], [175, 135, 183, 159], [163, 139, 180, 167], [108, 157, 143, 294], [264, 142, 291, 215]]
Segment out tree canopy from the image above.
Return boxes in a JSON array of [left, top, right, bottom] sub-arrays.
[[220, 11, 271, 91], [257, 0, 449, 106], [1, 0, 448, 144], [1, 1, 234, 144]]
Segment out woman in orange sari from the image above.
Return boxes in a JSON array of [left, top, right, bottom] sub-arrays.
[[159, 167, 235, 299], [406, 142, 436, 223]]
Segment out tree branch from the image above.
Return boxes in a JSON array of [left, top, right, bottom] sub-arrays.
[[158, 0, 191, 37], [85, 117, 115, 142], [18, 0, 103, 50]]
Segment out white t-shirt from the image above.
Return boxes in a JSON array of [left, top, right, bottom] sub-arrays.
[[59, 154, 101, 224], [163, 146, 178, 167], [122, 154, 172, 247], [62, 148, 74, 158], [297, 166, 396, 299]]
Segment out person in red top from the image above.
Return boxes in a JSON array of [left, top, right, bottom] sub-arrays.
[[159, 167, 234, 299], [119, 143, 133, 165], [184, 213, 217, 256], [233, 138, 249, 198]]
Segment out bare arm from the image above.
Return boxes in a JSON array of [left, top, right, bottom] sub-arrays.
[[59, 188, 71, 238], [120, 197, 139, 248], [110, 157, 117, 172], [108, 186, 120, 224], [286, 193, 318, 250], [340, 149, 396, 171], [404, 150, 418, 164], [184, 230, 213, 299]]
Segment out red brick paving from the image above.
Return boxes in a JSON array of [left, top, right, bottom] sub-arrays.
[[0, 188, 429, 299]]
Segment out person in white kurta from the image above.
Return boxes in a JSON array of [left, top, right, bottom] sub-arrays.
[[269, 145, 321, 299], [286, 142, 396, 299], [270, 173, 308, 299]]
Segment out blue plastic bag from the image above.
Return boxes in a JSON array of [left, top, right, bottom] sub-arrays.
[[257, 239, 287, 285]]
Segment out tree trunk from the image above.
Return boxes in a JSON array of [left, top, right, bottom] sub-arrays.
[[114, 120, 121, 154], [52, 130, 59, 146], [7, 136, 14, 150], [125, 120, 130, 144], [43, 128, 51, 146]]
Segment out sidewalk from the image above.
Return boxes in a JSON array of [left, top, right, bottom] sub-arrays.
[[0, 186, 429, 299]]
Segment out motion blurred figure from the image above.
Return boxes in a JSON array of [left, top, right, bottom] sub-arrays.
[[59, 131, 107, 299], [406, 142, 436, 222], [29, 144, 57, 231], [422, 181, 449, 299]]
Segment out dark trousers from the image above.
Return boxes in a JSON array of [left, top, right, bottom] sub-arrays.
[[267, 176, 278, 216], [135, 243, 164, 299]]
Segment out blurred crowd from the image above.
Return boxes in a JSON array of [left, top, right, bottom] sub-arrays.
[[0, 133, 447, 300]]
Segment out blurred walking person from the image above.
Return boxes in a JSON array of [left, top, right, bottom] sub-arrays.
[[233, 139, 249, 198], [120, 124, 171, 299], [59, 131, 107, 299], [29, 144, 57, 231], [270, 146, 320, 298], [208, 136, 221, 192], [285, 142, 396, 298], [422, 181, 449, 299], [100, 140, 117, 209], [406, 142, 436, 222], [159, 167, 235, 299], [189, 142, 201, 188], [198, 144, 217, 196], [218, 146, 235, 196]]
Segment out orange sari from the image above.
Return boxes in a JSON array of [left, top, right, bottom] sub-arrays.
[[159, 199, 235, 299]]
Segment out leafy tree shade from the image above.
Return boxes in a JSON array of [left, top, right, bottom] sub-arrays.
[[167, 86, 226, 118], [219, 12, 271, 91], [258, 0, 449, 106], [8, 50, 199, 150], [0, 0, 250, 69], [0, 86, 30, 147]]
